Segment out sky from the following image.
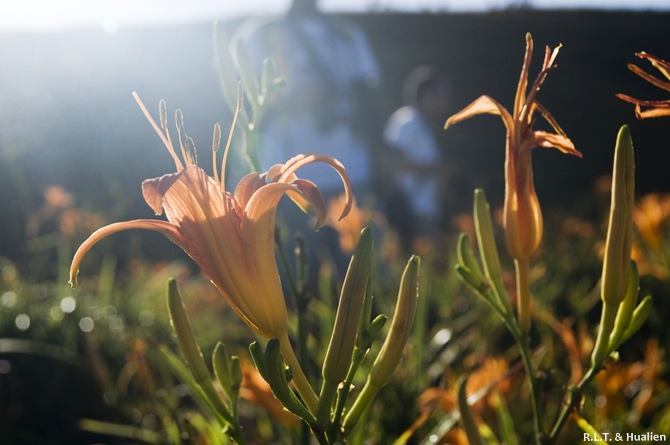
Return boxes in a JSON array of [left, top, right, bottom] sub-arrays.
[[1, 0, 669, 32]]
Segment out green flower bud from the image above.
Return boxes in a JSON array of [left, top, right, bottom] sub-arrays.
[[457, 233, 486, 286], [213, 342, 241, 401], [322, 227, 373, 385], [263, 339, 317, 426], [342, 255, 420, 432], [592, 125, 636, 368], [318, 228, 373, 425], [601, 125, 635, 306], [474, 189, 502, 282], [167, 278, 211, 385]]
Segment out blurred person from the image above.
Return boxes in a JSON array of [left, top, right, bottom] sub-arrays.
[[383, 66, 451, 245], [232, 0, 381, 200]]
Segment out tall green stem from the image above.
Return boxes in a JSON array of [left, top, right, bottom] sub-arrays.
[[515, 259, 532, 335], [513, 328, 543, 445]]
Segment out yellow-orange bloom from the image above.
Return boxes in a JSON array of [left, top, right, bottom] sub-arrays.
[[70, 94, 353, 413], [617, 52, 670, 119], [70, 94, 352, 341], [445, 33, 581, 261]]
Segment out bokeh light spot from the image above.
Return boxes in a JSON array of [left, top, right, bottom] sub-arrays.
[[60, 296, 76, 313], [15, 314, 30, 330], [79, 317, 94, 332]]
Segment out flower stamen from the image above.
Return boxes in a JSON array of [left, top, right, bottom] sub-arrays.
[[220, 82, 244, 193], [132, 92, 184, 172]]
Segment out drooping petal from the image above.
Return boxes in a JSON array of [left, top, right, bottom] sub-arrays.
[[289, 179, 327, 229], [69, 219, 185, 287], [629, 57, 670, 92], [444, 95, 514, 131], [638, 52, 670, 81], [524, 130, 582, 157], [616, 94, 670, 119], [278, 154, 353, 221]]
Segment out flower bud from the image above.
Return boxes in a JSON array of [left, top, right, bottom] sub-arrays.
[[601, 125, 635, 306], [167, 278, 211, 385], [322, 227, 373, 385], [318, 227, 373, 425], [342, 256, 420, 432]]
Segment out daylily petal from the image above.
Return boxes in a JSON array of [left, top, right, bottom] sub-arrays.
[[444, 95, 514, 131], [628, 63, 670, 93], [534, 101, 569, 138], [514, 33, 533, 118], [638, 51, 670, 80], [634, 106, 670, 119], [264, 164, 315, 216], [142, 172, 182, 215], [278, 154, 353, 221], [616, 94, 670, 119], [234, 172, 267, 209], [526, 130, 581, 156], [69, 219, 185, 287], [289, 179, 327, 229]]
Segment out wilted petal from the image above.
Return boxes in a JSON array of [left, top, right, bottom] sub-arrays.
[[616, 94, 670, 119], [69, 219, 185, 287], [527, 130, 582, 156], [444, 95, 514, 131], [514, 33, 534, 118]]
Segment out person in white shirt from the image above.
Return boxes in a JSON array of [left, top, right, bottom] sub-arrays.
[[384, 66, 451, 243]]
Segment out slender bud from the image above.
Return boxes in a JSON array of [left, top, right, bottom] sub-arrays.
[[342, 256, 420, 432], [167, 278, 211, 385], [601, 125, 635, 306], [473, 190, 513, 315], [322, 227, 373, 385], [457, 233, 486, 286], [592, 125, 636, 368], [474, 189, 502, 282], [318, 228, 373, 425], [213, 342, 242, 401], [367, 255, 419, 387], [263, 339, 317, 426]]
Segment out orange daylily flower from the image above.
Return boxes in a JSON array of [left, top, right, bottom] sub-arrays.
[[70, 93, 352, 412], [617, 52, 670, 119], [445, 33, 582, 261]]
